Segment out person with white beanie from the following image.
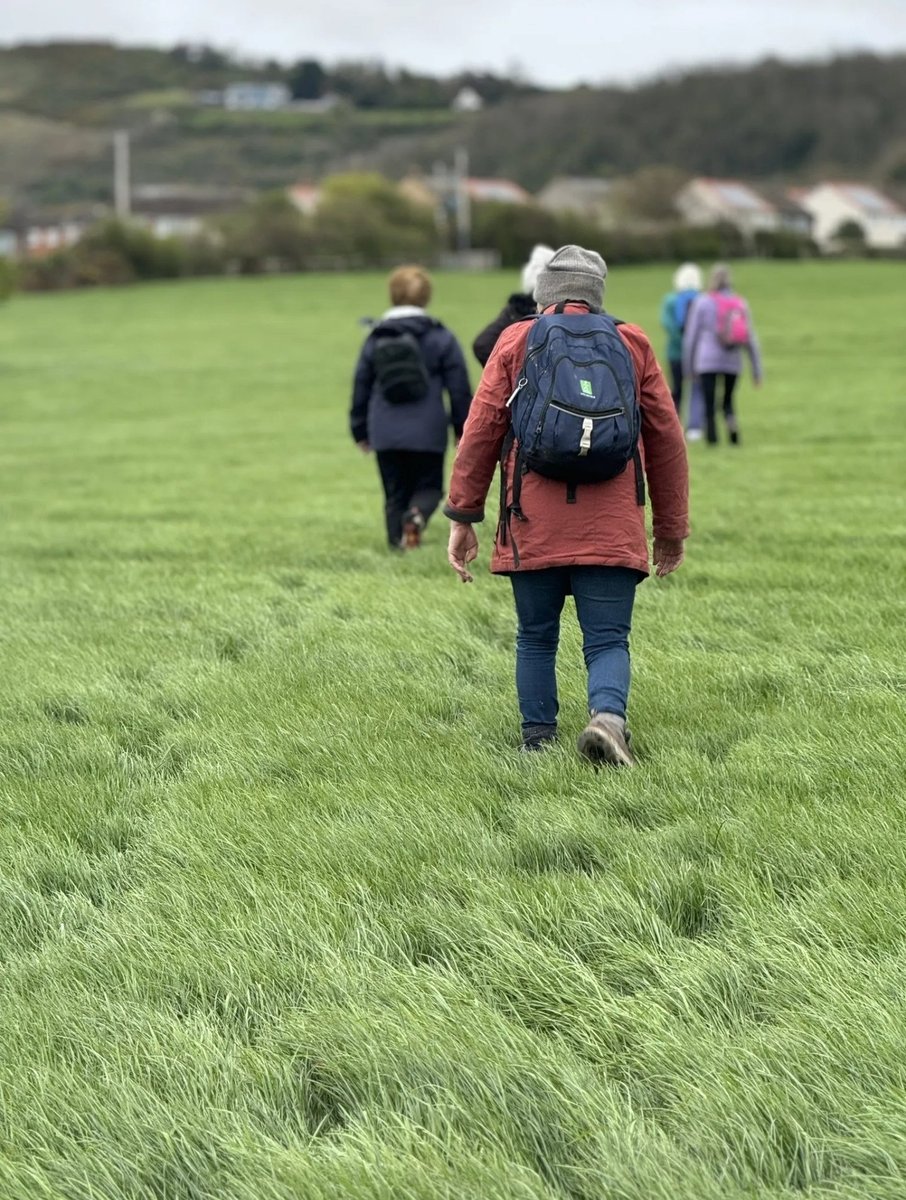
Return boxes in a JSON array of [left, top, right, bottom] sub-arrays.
[[660, 262, 703, 435], [471, 244, 555, 367]]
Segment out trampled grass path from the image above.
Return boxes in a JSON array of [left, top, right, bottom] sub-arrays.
[[0, 262, 904, 1198]]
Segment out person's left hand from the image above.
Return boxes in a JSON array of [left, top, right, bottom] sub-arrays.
[[653, 537, 685, 577], [448, 523, 478, 583]]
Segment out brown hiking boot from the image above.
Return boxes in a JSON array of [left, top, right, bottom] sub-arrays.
[[402, 508, 425, 549], [577, 712, 635, 767]]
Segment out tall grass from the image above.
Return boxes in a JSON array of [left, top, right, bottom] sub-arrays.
[[0, 262, 903, 1198]]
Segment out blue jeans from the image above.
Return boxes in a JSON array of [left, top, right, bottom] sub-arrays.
[[509, 566, 639, 733]]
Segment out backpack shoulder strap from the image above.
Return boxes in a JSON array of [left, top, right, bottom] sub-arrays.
[[606, 316, 645, 507]]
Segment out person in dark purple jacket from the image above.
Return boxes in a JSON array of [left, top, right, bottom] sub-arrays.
[[350, 266, 472, 549]]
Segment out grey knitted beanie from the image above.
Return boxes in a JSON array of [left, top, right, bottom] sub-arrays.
[[534, 244, 607, 311]]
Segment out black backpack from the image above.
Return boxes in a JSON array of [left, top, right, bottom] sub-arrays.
[[372, 327, 430, 405], [498, 308, 644, 565], [509, 310, 640, 488]]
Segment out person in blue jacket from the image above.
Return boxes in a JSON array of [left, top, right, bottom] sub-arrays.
[[660, 263, 702, 430], [351, 265, 472, 550]]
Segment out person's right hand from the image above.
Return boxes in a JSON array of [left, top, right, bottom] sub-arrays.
[[357, 440, 371, 454], [653, 537, 685, 577]]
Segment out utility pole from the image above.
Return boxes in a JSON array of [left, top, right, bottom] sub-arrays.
[[431, 150, 471, 255], [453, 146, 470, 253], [113, 130, 131, 219]]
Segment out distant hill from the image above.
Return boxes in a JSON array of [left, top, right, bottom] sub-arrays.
[[372, 54, 906, 191], [1, 42, 905, 212]]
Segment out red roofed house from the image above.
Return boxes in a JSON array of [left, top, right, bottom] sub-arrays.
[[675, 178, 778, 237], [287, 184, 322, 215], [464, 178, 531, 205]]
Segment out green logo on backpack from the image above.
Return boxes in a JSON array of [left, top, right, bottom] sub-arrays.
[[580, 379, 594, 397]]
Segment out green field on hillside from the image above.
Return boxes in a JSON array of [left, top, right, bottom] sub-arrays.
[[0, 262, 904, 1199]]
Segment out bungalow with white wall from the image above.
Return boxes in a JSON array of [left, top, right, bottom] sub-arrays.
[[799, 183, 906, 251], [675, 178, 778, 237]]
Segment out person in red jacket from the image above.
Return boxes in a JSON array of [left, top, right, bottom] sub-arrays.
[[444, 245, 689, 765]]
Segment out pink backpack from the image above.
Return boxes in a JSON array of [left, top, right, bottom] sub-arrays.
[[712, 292, 750, 348]]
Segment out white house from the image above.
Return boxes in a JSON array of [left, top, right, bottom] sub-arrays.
[[451, 87, 484, 113], [675, 178, 778, 237], [224, 82, 291, 111], [799, 182, 906, 251]]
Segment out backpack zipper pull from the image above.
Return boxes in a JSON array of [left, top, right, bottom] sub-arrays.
[[506, 377, 527, 408], [578, 417, 593, 456]]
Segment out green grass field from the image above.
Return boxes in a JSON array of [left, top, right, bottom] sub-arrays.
[[0, 262, 904, 1199]]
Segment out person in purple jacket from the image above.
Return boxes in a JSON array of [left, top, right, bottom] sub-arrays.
[[682, 264, 762, 446]]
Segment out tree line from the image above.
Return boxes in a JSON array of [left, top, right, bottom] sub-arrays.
[[380, 54, 906, 189]]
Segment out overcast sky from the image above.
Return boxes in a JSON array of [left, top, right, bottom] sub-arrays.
[[3, 0, 905, 86]]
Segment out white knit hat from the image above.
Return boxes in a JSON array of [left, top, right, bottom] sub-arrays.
[[521, 244, 556, 297], [673, 262, 702, 291]]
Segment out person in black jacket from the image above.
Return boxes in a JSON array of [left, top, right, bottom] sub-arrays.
[[471, 244, 555, 368], [351, 265, 472, 550]]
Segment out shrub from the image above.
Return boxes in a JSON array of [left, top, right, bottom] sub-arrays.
[[18, 243, 135, 291], [17, 219, 228, 292], [79, 221, 185, 280], [310, 174, 440, 268], [217, 193, 312, 274], [0, 257, 16, 301], [470, 202, 561, 267], [832, 219, 869, 257], [753, 228, 818, 259], [468, 208, 757, 268]]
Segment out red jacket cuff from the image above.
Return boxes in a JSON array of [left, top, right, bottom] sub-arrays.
[[443, 504, 485, 524]]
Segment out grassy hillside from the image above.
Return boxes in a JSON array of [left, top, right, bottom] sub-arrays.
[[2, 43, 905, 209], [0, 263, 904, 1198]]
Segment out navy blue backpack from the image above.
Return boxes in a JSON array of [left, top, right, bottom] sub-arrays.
[[501, 308, 644, 542]]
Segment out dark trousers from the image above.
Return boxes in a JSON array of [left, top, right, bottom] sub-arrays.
[[669, 359, 684, 413], [700, 372, 739, 444], [375, 450, 444, 547], [509, 566, 639, 734]]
